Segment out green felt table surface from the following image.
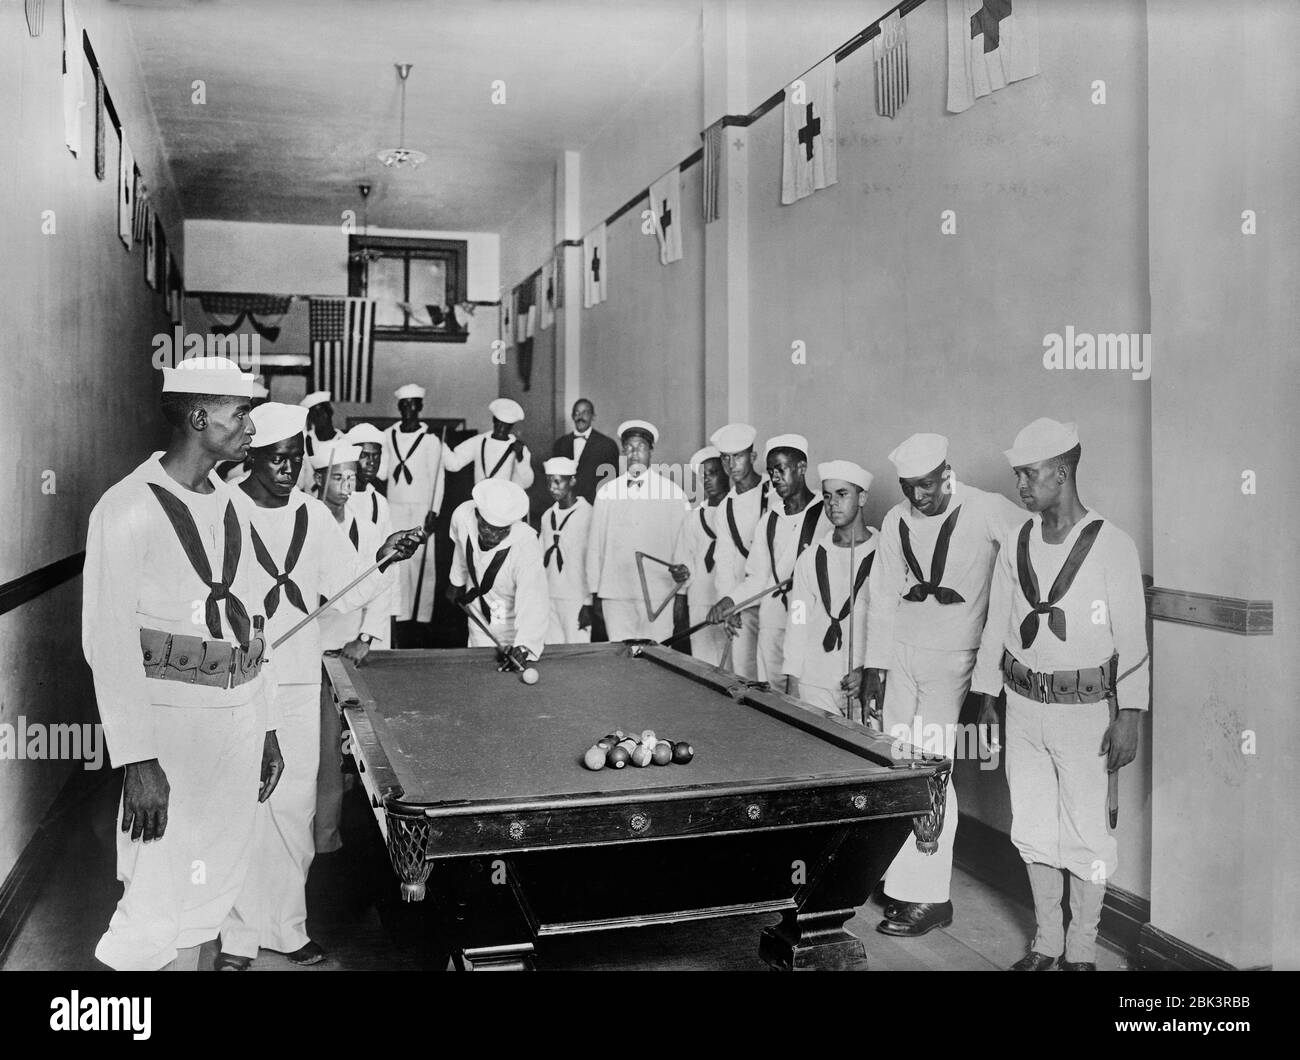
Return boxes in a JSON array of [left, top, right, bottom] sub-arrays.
[[341, 644, 898, 807]]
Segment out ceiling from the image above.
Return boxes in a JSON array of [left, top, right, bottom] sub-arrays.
[[121, 0, 702, 232]]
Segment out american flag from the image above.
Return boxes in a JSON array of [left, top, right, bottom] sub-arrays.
[[310, 297, 376, 403]]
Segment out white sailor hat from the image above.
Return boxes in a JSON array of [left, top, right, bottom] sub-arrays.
[[1004, 418, 1080, 467], [617, 419, 659, 444], [817, 460, 873, 492], [161, 356, 255, 397], [888, 433, 949, 480], [249, 403, 308, 448], [764, 433, 809, 461], [300, 391, 331, 409], [690, 446, 722, 472], [394, 383, 427, 401], [709, 423, 757, 455], [309, 442, 362, 470], [345, 423, 386, 448], [489, 398, 525, 424], [473, 479, 529, 527], [543, 456, 578, 477]]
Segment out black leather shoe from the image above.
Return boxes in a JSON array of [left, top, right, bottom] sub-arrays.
[[1058, 958, 1096, 971], [876, 900, 954, 937], [1010, 951, 1057, 971], [285, 940, 327, 966]]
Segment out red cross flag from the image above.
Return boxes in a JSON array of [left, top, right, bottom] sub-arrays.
[[583, 223, 607, 308], [947, 0, 1040, 114], [781, 57, 837, 206], [648, 166, 683, 265]]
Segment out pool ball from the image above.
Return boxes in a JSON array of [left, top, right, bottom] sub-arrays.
[[607, 746, 630, 769], [672, 741, 694, 764], [651, 741, 673, 766], [583, 745, 606, 770]]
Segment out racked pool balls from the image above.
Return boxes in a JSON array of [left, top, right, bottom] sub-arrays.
[[672, 741, 694, 764]]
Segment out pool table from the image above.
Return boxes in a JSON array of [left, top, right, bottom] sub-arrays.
[[323, 643, 951, 971]]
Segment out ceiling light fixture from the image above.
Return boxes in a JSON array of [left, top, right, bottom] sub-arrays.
[[377, 63, 427, 169], [349, 182, 383, 263]]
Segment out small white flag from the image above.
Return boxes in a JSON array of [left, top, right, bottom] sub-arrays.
[[947, 0, 1039, 114], [118, 131, 135, 247], [647, 166, 683, 265], [539, 259, 555, 330], [583, 223, 607, 308], [873, 12, 910, 119], [63, 0, 85, 155], [781, 57, 837, 205]]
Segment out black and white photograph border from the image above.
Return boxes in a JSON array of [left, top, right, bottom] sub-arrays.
[[0, 0, 1294, 1032]]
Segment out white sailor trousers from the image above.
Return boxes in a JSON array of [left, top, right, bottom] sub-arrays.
[[547, 597, 590, 645], [600, 597, 674, 642], [222, 681, 321, 957], [880, 644, 975, 904], [1004, 690, 1117, 882], [95, 698, 265, 970]]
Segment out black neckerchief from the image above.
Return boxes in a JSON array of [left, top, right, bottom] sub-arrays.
[[389, 427, 425, 486], [464, 535, 511, 621], [481, 436, 516, 479], [765, 500, 824, 608], [147, 482, 251, 646], [699, 506, 717, 572], [815, 544, 875, 652], [1016, 517, 1106, 648], [544, 508, 577, 571], [899, 504, 966, 605], [248, 502, 310, 618]]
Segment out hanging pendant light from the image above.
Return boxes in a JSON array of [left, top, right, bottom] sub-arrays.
[[377, 63, 427, 169]]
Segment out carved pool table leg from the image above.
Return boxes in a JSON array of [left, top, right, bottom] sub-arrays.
[[759, 820, 914, 971]]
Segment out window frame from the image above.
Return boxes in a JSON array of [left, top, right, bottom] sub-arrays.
[[347, 234, 469, 343]]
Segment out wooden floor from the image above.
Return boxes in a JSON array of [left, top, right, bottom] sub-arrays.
[[2, 768, 1129, 972]]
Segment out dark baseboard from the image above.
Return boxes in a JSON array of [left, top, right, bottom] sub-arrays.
[[953, 812, 1238, 969], [1134, 923, 1241, 971], [0, 766, 118, 968]]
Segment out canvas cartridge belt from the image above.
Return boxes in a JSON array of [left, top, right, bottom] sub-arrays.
[[1000, 648, 1115, 705], [140, 627, 266, 689]]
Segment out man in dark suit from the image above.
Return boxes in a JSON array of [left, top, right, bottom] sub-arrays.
[[551, 398, 620, 505]]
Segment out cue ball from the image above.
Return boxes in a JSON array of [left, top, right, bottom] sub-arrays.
[[583, 745, 606, 770], [607, 746, 630, 769], [521, 667, 540, 685], [672, 741, 695, 764]]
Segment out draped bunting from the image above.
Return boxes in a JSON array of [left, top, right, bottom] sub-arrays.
[[200, 293, 293, 341]]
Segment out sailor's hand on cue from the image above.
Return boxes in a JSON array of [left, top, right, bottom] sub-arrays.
[[860, 667, 886, 728], [378, 527, 425, 565], [707, 596, 737, 636], [1101, 709, 1140, 772], [842, 665, 863, 707], [259, 731, 284, 803], [121, 759, 170, 842], [976, 694, 1001, 759], [669, 563, 690, 585]]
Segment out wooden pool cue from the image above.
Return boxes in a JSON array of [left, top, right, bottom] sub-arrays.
[[271, 530, 424, 650], [456, 599, 525, 673], [846, 526, 857, 719], [658, 577, 792, 647], [409, 425, 449, 622]]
